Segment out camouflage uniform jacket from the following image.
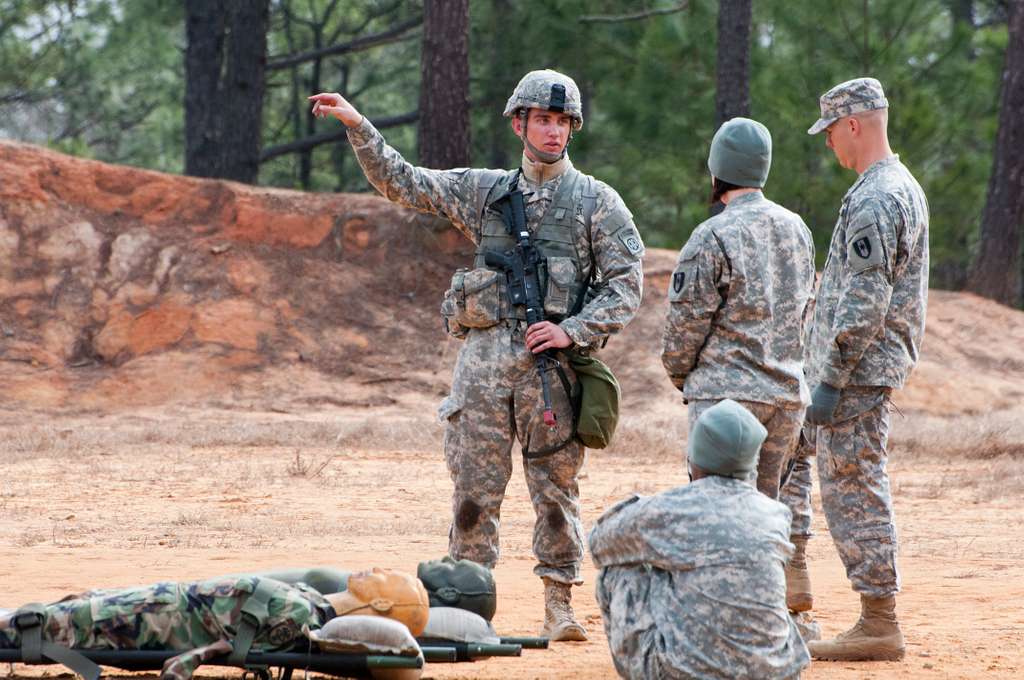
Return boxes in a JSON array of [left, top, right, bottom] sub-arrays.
[[0, 577, 335, 680], [661, 192, 816, 407], [346, 119, 645, 349], [589, 476, 810, 679], [806, 155, 929, 390]]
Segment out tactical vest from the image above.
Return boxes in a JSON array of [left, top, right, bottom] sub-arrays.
[[473, 168, 597, 321]]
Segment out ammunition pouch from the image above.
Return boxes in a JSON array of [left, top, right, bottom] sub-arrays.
[[442, 268, 503, 336], [543, 256, 578, 318]]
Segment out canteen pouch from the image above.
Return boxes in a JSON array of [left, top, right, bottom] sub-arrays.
[[543, 256, 577, 318], [447, 268, 503, 329], [567, 350, 621, 449]]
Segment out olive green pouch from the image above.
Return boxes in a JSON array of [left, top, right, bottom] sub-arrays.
[[567, 350, 620, 449]]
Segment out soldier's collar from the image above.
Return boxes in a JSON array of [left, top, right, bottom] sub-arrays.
[[521, 152, 571, 186], [847, 154, 900, 197], [723, 190, 764, 210]]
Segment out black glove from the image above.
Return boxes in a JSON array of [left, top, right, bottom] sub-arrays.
[[806, 383, 841, 425]]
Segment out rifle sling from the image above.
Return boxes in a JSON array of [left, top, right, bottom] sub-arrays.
[[521, 363, 578, 459]]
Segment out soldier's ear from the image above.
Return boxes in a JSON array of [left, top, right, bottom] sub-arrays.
[[511, 116, 522, 136]]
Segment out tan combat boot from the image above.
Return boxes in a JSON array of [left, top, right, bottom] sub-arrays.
[[808, 594, 906, 661], [785, 535, 814, 612], [540, 577, 587, 642]]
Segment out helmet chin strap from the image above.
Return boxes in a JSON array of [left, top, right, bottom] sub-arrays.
[[519, 111, 570, 164]]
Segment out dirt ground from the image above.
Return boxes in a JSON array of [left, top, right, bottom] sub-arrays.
[[2, 403, 1023, 680]]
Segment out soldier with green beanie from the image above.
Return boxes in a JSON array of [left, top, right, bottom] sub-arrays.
[[309, 69, 645, 642], [590, 399, 810, 679], [661, 117, 816, 613]]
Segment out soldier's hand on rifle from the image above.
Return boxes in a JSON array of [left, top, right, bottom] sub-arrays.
[[525, 321, 572, 353], [308, 92, 363, 128]]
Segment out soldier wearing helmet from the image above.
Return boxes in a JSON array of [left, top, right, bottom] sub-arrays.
[[309, 70, 644, 642]]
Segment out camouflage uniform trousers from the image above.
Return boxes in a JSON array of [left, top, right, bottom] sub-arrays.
[[688, 399, 804, 499], [439, 322, 585, 585], [779, 426, 815, 539], [814, 388, 900, 597]]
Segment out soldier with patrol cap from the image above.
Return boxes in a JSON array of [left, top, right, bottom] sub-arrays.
[[309, 70, 645, 641], [801, 77, 929, 662], [661, 117, 815, 502]]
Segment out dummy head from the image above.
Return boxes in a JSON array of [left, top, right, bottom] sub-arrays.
[[324, 568, 429, 636]]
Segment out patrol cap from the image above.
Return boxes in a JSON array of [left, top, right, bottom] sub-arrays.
[[708, 117, 772, 188], [503, 69, 583, 130], [417, 556, 497, 622], [808, 77, 889, 135], [687, 399, 767, 479]]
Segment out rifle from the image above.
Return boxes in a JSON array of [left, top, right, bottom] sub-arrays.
[[484, 172, 561, 429]]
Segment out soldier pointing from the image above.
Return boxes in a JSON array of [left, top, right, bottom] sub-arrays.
[[310, 69, 645, 641]]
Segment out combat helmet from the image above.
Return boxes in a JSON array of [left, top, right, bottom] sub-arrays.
[[503, 69, 584, 130], [417, 557, 497, 622], [503, 69, 583, 164]]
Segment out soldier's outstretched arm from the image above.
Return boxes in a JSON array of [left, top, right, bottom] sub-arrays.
[[660, 229, 725, 389], [558, 189, 645, 349], [819, 199, 898, 388], [310, 91, 484, 243]]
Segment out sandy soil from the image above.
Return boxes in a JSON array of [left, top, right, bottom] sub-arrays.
[[1, 405, 1022, 680]]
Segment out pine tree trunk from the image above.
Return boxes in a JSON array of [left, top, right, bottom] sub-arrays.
[[417, 0, 470, 169], [715, 0, 752, 128], [185, 0, 270, 184], [966, 0, 1024, 307]]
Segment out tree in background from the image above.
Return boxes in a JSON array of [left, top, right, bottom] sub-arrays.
[[715, 0, 752, 128], [967, 0, 1023, 307], [184, 0, 270, 183], [418, 0, 470, 169], [0, 0, 1017, 305]]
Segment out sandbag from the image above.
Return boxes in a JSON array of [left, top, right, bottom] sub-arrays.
[[421, 607, 500, 644], [309, 616, 421, 657]]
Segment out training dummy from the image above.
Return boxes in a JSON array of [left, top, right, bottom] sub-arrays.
[[0, 568, 428, 680]]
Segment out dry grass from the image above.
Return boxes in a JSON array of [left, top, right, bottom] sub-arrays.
[[892, 411, 1024, 461]]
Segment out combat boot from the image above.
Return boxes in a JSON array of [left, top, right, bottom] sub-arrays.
[[540, 577, 587, 642], [785, 535, 813, 612], [808, 594, 905, 661]]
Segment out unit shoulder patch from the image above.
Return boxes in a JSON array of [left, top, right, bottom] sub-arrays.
[[615, 224, 644, 257], [846, 225, 884, 272], [668, 259, 697, 302]]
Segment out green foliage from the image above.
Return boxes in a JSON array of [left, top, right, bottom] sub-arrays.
[[0, 0, 1011, 288], [0, 0, 183, 170]]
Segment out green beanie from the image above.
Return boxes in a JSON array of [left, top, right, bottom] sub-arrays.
[[688, 399, 767, 479], [708, 117, 772, 188], [417, 556, 497, 621]]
